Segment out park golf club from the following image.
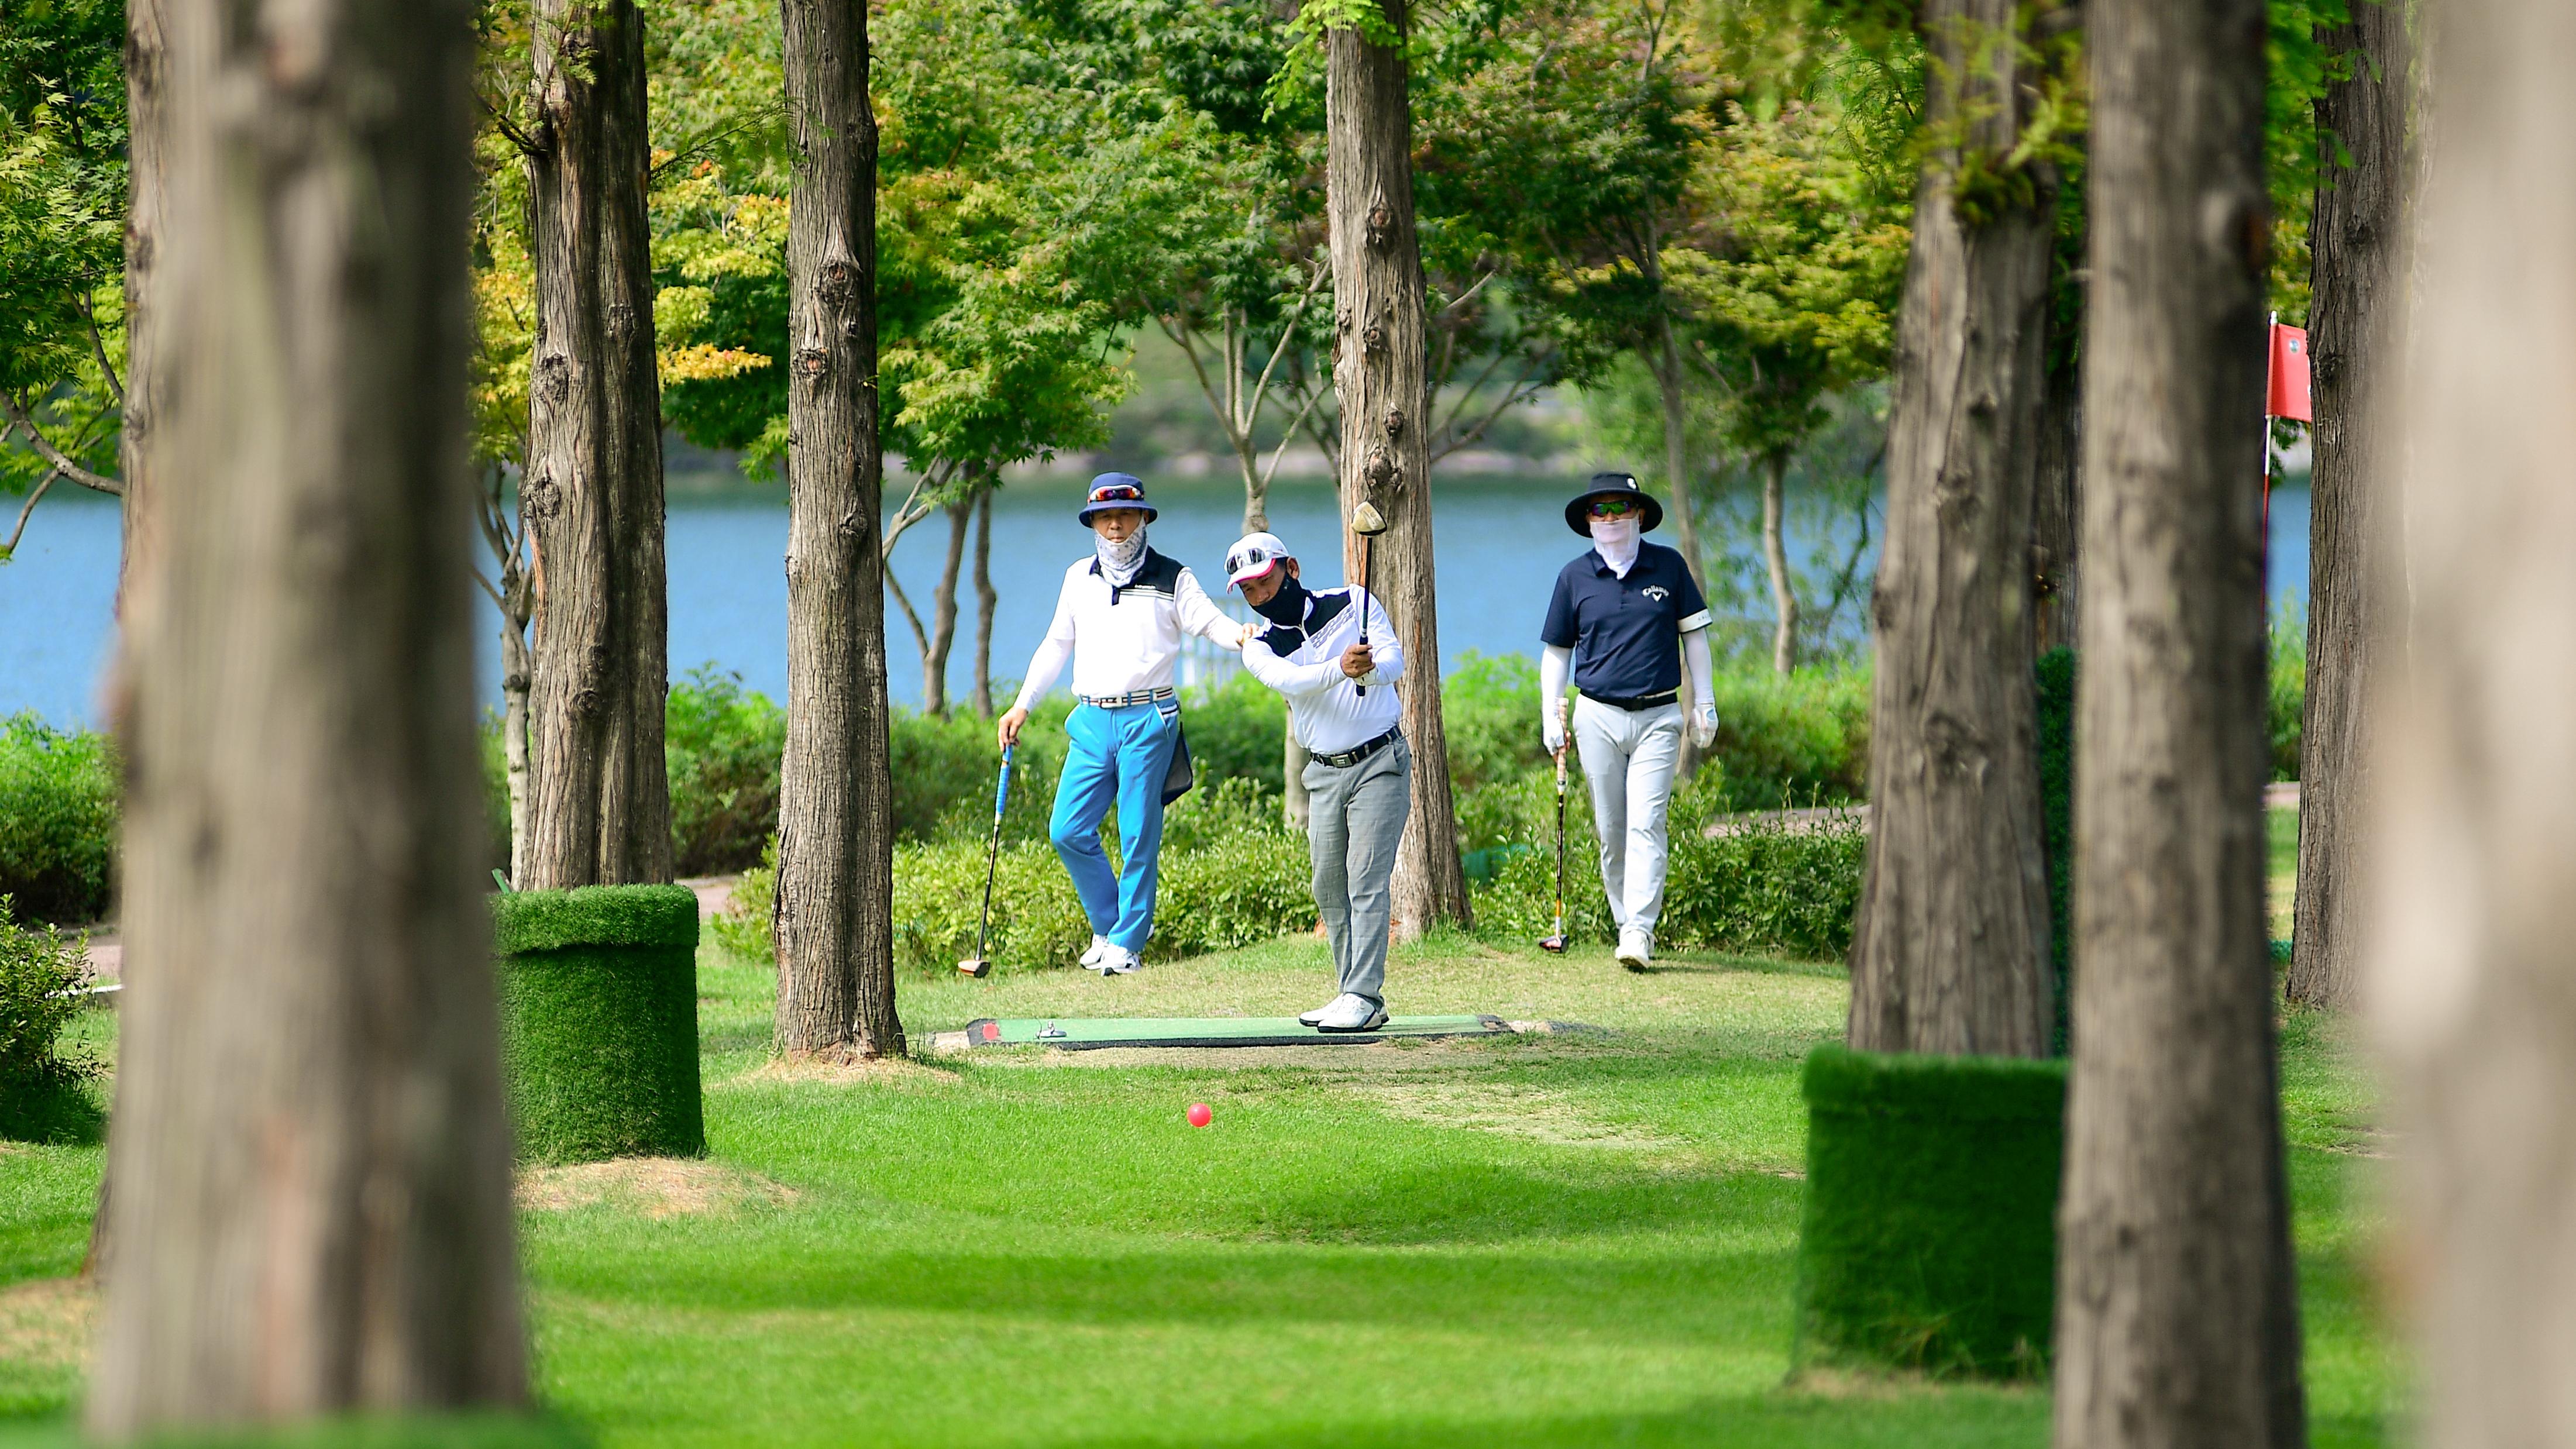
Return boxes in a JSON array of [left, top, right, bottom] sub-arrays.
[[1349, 500, 1388, 696], [1539, 734, 1570, 954], [957, 742, 1014, 978]]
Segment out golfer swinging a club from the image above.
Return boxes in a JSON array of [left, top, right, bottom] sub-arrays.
[[1226, 530, 1406, 1032], [1539, 473, 1718, 971], [998, 475, 1247, 975]]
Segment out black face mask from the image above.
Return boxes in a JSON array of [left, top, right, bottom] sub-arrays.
[[1250, 574, 1309, 627]]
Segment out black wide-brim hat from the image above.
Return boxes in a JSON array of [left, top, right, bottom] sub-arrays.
[[1563, 472, 1664, 536], [1076, 471, 1158, 525]]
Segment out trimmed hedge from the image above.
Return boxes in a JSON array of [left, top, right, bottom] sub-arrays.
[[0, 714, 119, 926], [1796, 1045, 2066, 1377], [2035, 648, 2076, 1055], [493, 885, 704, 1164]]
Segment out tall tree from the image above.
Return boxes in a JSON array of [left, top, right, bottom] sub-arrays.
[[2288, 0, 2408, 1010], [1843, 0, 2070, 1055], [2377, 1, 2576, 1434], [88, 0, 525, 1431], [1325, 0, 1470, 934], [773, 0, 902, 1059], [520, 0, 673, 890], [118, 0, 166, 604], [2053, 0, 2305, 1441]]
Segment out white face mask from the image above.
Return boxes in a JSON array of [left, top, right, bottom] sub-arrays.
[[1096, 526, 1148, 587], [1590, 515, 1641, 574]]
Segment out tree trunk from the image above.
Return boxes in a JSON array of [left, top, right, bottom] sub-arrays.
[[521, 0, 673, 892], [2032, 346, 2083, 653], [502, 624, 534, 884], [2054, 0, 2305, 1443], [1653, 312, 1706, 592], [115, 0, 168, 614], [1327, 1, 1469, 935], [1845, 0, 2059, 1058], [922, 494, 971, 716], [2287, 0, 2408, 1010], [1760, 454, 1799, 676], [2378, 5, 2576, 1436], [971, 487, 996, 718], [88, 0, 525, 1433], [773, 0, 902, 1060]]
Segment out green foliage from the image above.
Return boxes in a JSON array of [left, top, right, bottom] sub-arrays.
[[1167, 673, 1287, 797], [494, 885, 705, 1164], [2034, 647, 2075, 1055], [1437, 653, 1553, 796], [1796, 1044, 2065, 1376], [1707, 664, 1873, 807], [0, 894, 97, 1144], [0, 713, 116, 927], [665, 668, 789, 876], [2271, 598, 2306, 783]]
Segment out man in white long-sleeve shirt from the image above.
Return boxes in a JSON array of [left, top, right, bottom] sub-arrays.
[[1226, 531, 1406, 1033], [998, 476, 1246, 975], [1539, 473, 1718, 971]]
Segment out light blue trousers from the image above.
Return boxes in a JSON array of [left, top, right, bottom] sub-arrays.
[[1049, 701, 1181, 952]]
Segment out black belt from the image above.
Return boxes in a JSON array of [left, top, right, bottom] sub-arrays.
[[1311, 728, 1402, 769], [1580, 689, 1679, 713]]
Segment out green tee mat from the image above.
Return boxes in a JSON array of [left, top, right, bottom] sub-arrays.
[[493, 884, 705, 1164], [942, 1014, 1524, 1051], [1794, 1044, 2066, 1378]]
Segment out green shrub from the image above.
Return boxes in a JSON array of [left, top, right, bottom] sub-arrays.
[[1707, 665, 1872, 808], [1173, 673, 1288, 794], [2035, 648, 2076, 1055], [2269, 599, 2305, 782], [1469, 767, 1865, 961], [666, 667, 787, 875], [0, 714, 119, 926], [0, 895, 98, 1143], [493, 884, 704, 1164], [1440, 653, 1552, 793], [1797, 1045, 2065, 1377]]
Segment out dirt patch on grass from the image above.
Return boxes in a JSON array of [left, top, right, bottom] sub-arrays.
[[516, 1159, 799, 1219], [1347, 1081, 1691, 1152], [993, 1038, 1514, 1073], [0, 1277, 97, 1377], [720, 1055, 959, 1089]]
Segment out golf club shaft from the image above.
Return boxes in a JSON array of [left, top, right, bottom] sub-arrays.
[[1552, 746, 1568, 938], [1354, 535, 1374, 697], [972, 746, 1012, 958]]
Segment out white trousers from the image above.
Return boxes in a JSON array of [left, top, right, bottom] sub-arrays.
[[1571, 695, 1684, 940]]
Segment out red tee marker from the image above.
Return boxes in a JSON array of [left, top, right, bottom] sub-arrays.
[[1186, 1102, 1212, 1128]]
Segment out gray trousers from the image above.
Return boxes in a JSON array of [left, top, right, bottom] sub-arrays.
[[1572, 695, 1684, 939], [1302, 736, 1412, 1001]]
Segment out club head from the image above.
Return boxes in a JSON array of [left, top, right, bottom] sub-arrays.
[[957, 958, 992, 978], [1350, 501, 1389, 536], [1538, 935, 1568, 955]]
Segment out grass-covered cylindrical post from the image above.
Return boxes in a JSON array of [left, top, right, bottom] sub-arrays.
[[1794, 1044, 2066, 1376], [494, 884, 704, 1163]]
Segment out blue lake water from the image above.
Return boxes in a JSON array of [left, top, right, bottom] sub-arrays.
[[1, 475, 2313, 728]]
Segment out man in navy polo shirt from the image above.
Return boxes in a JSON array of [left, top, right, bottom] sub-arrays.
[[1539, 472, 1718, 970]]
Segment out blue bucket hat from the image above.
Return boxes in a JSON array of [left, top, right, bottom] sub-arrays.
[[1076, 472, 1158, 525]]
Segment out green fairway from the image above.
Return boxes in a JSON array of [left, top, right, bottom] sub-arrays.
[[2, 928, 2399, 1446]]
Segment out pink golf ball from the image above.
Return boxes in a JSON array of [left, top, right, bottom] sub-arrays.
[[1186, 1102, 1213, 1128]]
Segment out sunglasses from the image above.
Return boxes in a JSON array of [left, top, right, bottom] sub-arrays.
[[1587, 497, 1640, 518], [1089, 483, 1145, 504], [1227, 544, 1282, 574]]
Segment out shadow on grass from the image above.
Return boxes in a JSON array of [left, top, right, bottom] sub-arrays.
[[0, 1078, 104, 1148]]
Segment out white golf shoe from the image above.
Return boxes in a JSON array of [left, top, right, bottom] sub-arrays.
[[1080, 934, 1110, 969], [1098, 945, 1142, 976], [1298, 998, 1338, 1026], [1616, 928, 1653, 973], [1313, 993, 1388, 1032]]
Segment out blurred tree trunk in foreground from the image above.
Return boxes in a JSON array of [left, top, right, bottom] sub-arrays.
[[774, 0, 902, 1059], [2053, 0, 2305, 1443], [1327, 0, 1469, 935], [2289, 0, 2410, 1010], [522, 0, 673, 890], [2378, 1, 2576, 1440], [89, 0, 525, 1433], [1845, 0, 2066, 1058]]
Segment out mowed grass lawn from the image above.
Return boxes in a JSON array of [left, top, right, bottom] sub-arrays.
[[4, 830, 2398, 1447]]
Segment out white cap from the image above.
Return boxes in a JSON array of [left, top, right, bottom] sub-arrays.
[[1223, 531, 1292, 591]]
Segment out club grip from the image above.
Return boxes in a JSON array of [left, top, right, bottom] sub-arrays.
[[995, 745, 1014, 817]]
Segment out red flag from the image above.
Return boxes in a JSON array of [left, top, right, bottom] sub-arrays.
[[2267, 322, 2313, 421]]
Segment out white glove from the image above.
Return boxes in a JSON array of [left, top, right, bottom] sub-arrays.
[[1542, 702, 1567, 756], [1691, 702, 1717, 749]]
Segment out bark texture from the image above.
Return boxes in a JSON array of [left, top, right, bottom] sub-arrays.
[[2032, 347, 2082, 653], [1653, 311, 1707, 592], [88, 0, 525, 1432], [921, 494, 972, 715], [1760, 455, 1799, 676], [773, 0, 902, 1059], [521, 0, 672, 891], [2288, 0, 2408, 1010], [2373, 4, 2576, 1441], [115, 0, 168, 610], [1844, 0, 2059, 1059], [971, 488, 996, 718], [1328, 5, 1468, 934], [2054, 0, 2305, 1441]]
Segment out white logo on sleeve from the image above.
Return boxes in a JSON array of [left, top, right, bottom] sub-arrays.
[[1642, 586, 1670, 603]]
